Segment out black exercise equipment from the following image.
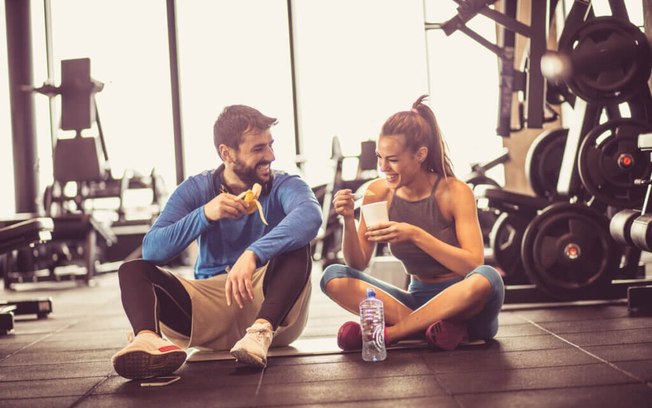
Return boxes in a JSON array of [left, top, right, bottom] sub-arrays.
[[520, 202, 619, 300], [627, 285, 652, 314], [3, 214, 116, 289], [611, 131, 652, 252], [488, 211, 531, 284], [610, 208, 639, 247], [525, 128, 568, 200], [426, 0, 554, 136], [577, 119, 652, 209], [0, 218, 54, 335], [608, 131, 652, 315], [464, 150, 510, 247], [3, 58, 164, 288], [475, 0, 652, 302], [484, 188, 549, 284], [465, 150, 510, 189], [556, 16, 651, 105]]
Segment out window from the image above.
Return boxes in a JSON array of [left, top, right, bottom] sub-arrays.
[[176, 0, 296, 178], [47, 0, 175, 190]]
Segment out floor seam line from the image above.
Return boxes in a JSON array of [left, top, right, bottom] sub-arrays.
[[255, 365, 267, 396], [519, 316, 650, 388], [0, 320, 80, 363]]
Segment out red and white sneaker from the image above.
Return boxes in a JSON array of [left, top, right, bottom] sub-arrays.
[[425, 320, 468, 351], [111, 332, 186, 379]]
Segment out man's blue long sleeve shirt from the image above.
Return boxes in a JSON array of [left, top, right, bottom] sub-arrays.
[[141, 169, 322, 279]]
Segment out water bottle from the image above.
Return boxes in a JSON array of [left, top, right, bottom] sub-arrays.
[[359, 288, 387, 362]]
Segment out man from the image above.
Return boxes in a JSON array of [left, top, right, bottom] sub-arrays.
[[111, 105, 321, 379]]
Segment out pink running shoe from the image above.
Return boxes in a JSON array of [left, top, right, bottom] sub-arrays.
[[337, 321, 363, 351], [337, 321, 391, 351], [425, 320, 468, 351]]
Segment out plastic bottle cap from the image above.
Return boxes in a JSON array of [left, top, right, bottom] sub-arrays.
[[366, 288, 376, 298]]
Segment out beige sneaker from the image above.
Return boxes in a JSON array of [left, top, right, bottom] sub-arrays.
[[230, 322, 273, 368], [112, 332, 187, 379]]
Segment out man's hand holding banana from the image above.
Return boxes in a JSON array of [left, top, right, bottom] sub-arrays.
[[236, 183, 268, 225], [204, 183, 268, 225]]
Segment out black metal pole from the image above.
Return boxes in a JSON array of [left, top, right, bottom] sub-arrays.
[[166, 0, 185, 185], [5, 0, 39, 214], [286, 0, 303, 170], [645, 0, 652, 94], [495, 0, 516, 137], [43, 0, 57, 149]]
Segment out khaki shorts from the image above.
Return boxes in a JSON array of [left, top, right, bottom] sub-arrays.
[[160, 263, 311, 351]]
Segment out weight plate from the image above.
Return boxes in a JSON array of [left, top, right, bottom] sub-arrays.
[[521, 203, 619, 300], [489, 211, 531, 284], [578, 119, 652, 208], [525, 128, 568, 200], [558, 17, 651, 104]]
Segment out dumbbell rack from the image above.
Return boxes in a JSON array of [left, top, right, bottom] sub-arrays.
[[608, 132, 652, 313], [473, 0, 652, 305]]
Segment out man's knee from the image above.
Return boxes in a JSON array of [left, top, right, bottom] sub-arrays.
[[117, 259, 156, 282], [271, 244, 312, 276]]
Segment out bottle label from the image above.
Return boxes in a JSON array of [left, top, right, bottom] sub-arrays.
[[373, 325, 384, 349]]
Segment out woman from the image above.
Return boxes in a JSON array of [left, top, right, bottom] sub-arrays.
[[320, 95, 504, 351]]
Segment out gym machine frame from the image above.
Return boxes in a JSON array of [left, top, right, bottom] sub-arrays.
[[3, 57, 166, 290], [0, 218, 54, 334], [429, 0, 652, 303]]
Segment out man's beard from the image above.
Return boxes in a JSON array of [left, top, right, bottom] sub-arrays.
[[232, 160, 272, 186]]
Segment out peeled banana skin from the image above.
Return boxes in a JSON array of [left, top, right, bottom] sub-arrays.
[[237, 183, 268, 225]]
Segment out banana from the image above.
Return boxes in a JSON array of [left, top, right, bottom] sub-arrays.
[[237, 183, 268, 225]]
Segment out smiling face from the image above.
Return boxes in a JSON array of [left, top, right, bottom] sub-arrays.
[[376, 134, 427, 189], [229, 128, 275, 185]]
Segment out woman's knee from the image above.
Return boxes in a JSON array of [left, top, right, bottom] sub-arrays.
[[467, 265, 504, 295], [320, 264, 352, 294]]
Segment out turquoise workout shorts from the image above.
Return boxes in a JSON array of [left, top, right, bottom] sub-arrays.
[[320, 264, 505, 340]]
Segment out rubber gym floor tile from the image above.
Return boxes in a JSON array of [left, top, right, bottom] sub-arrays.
[[614, 360, 652, 382], [478, 333, 571, 352], [0, 360, 112, 381], [247, 355, 432, 384], [0, 348, 116, 367], [453, 383, 652, 408], [0, 376, 104, 399], [255, 352, 355, 366], [21, 337, 125, 353], [41, 328, 127, 344], [435, 363, 637, 394], [63, 316, 132, 332], [92, 373, 448, 407], [422, 348, 598, 373], [0, 396, 80, 408], [511, 304, 630, 323], [537, 315, 652, 334], [223, 374, 448, 406], [297, 396, 461, 408], [3, 269, 652, 406], [0, 341, 39, 358], [584, 343, 652, 362], [494, 322, 546, 337], [559, 328, 652, 347], [8, 319, 76, 335]]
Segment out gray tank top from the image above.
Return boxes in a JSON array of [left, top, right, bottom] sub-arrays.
[[388, 177, 460, 277]]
